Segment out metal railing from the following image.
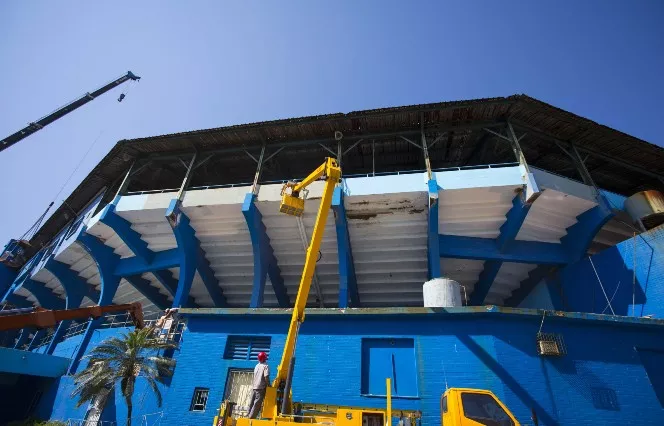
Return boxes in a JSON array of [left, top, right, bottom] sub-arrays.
[[12, 310, 183, 353]]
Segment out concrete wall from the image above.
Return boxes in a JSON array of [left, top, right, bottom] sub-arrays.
[[554, 225, 664, 317], [35, 326, 169, 425], [159, 312, 664, 426]]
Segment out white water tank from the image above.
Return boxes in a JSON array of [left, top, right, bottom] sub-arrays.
[[423, 278, 462, 307]]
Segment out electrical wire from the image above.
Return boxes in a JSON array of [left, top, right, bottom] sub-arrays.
[[589, 257, 615, 315], [52, 129, 105, 205]]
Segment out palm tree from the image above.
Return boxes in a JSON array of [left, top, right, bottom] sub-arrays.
[[72, 327, 177, 426]]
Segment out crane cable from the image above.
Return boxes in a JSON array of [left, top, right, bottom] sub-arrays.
[[24, 81, 139, 242]]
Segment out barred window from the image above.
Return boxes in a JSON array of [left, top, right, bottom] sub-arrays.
[[190, 388, 210, 412], [224, 336, 271, 361]]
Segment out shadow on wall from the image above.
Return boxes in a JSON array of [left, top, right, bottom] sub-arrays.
[[456, 334, 559, 426], [558, 227, 662, 316]]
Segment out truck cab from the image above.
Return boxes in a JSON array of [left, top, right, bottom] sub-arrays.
[[440, 388, 519, 426]]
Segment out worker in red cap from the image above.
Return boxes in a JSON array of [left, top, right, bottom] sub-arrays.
[[248, 351, 270, 418]]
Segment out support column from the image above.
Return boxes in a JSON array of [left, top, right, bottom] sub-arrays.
[[331, 187, 359, 308], [44, 260, 86, 355], [166, 200, 226, 308], [470, 191, 534, 305], [427, 179, 441, 280], [68, 233, 122, 373], [22, 279, 65, 310], [242, 193, 289, 308]]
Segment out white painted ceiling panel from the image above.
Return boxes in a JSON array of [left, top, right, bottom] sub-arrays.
[[186, 202, 255, 307], [488, 262, 537, 304], [438, 186, 517, 238], [517, 189, 597, 243], [346, 192, 428, 306], [440, 258, 485, 299], [117, 209, 177, 251], [85, 221, 134, 258]]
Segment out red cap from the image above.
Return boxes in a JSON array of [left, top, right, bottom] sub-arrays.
[[257, 352, 267, 362]]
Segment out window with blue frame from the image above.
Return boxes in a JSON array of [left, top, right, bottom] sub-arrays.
[[224, 336, 271, 361], [361, 338, 418, 397]]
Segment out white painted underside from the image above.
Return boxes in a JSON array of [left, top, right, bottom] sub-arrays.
[[16, 167, 634, 310]]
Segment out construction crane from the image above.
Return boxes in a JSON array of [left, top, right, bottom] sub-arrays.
[[0, 302, 144, 331], [214, 157, 521, 426], [0, 71, 141, 270], [0, 71, 140, 153]]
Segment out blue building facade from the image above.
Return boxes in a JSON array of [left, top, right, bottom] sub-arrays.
[[27, 308, 664, 426], [2, 96, 664, 425]]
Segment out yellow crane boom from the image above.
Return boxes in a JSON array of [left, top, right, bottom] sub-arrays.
[[273, 157, 341, 386]]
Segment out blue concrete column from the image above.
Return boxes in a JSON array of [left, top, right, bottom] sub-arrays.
[[427, 179, 441, 280], [470, 191, 533, 305], [506, 195, 614, 307], [22, 279, 65, 310], [331, 187, 359, 308], [44, 260, 87, 355], [68, 318, 103, 374], [164, 200, 202, 308], [67, 232, 123, 371], [242, 193, 289, 308], [562, 195, 614, 263], [166, 200, 226, 308]]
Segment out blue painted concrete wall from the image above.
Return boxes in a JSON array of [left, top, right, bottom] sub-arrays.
[[35, 326, 168, 425], [555, 225, 664, 317], [0, 347, 70, 377], [160, 313, 664, 426]]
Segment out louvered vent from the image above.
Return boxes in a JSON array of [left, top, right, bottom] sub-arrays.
[[224, 336, 272, 361]]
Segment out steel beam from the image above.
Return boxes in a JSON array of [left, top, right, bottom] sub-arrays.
[[242, 193, 289, 307], [45, 260, 94, 306], [469, 192, 533, 305], [78, 232, 170, 310], [331, 187, 359, 308], [510, 120, 664, 183], [68, 231, 124, 369], [438, 235, 567, 265], [165, 199, 227, 307], [43, 259, 87, 355], [114, 249, 180, 276], [99, 205, 154, 263], [22, 279, 64, 310], [504, 265, 557, 307], [166, 199, 226, 308], [561, 203, 614, 263], [124, 274, 170, 311]]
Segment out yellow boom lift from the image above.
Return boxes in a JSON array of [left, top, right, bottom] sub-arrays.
[[214, 158, 521, 426]]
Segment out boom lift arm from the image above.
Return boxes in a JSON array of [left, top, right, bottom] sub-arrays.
[[0, 302, 144, 331], [269, 158, 342, 415], [0, 71, 140, 153]]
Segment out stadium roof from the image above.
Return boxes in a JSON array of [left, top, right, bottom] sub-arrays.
[[30, 94, 664, 249]]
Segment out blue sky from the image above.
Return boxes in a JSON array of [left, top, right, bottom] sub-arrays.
[[0, 1, 662, 245]]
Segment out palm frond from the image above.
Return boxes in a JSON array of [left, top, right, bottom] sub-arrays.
[[72, 327, 177, 412], [144, 376, 163, 407]]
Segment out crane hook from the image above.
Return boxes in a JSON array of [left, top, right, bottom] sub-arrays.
[[117, 93, 126, 103]]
